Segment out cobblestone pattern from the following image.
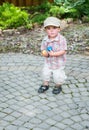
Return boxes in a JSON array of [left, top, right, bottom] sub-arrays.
[[0, 53, 89, 130]]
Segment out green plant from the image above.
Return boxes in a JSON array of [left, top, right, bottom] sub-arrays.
[[28, 1, 52, 25], [31, 13, 49, 24], [0, 2, 30, 29], [49, 5, 66, 17], [54, 0, 89, 19]]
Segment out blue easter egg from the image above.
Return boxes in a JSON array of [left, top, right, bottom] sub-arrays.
[[47, 46, 52, 51]]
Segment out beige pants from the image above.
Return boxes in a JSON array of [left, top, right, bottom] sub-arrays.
[[42, 65, 67, 84]]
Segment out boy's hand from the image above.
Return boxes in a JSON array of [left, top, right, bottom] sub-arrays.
[[49, 50, 66, 57], [48, 51, 55, 57], [42, 50, 49, 57]]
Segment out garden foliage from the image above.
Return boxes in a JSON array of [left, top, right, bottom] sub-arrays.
[[0, 2, 30, 29], [0, 0, 89, 30], [54, 0, 89, 18]]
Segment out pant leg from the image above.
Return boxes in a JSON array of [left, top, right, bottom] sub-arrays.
[[42, 65, 51, 82], [53, 67, 67, 84]]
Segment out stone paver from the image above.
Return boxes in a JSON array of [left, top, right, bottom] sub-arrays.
[[0, 53, 89, 130]]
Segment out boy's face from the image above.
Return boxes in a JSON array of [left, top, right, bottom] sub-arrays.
[[45, 26, 60, 39]]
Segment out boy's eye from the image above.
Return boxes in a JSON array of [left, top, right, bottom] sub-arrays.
[[46, 27, 51, 29], [53, 27, 57, 29]]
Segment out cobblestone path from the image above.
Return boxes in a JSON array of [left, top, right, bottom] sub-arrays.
[[0, 53, 89, 130]]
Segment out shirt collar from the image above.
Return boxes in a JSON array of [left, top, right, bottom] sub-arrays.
[[44, 33, 60, 42]]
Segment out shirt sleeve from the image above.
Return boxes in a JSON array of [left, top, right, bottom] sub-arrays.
[[60, 35, 67, 51], [41, 40, 45, 51], [41, 37, 47, 51]]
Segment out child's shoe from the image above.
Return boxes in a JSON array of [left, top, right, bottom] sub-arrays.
[[52, 86, 62, 94], [38, 85, 49, 93]]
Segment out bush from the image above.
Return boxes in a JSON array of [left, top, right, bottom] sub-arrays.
[[0, 2, 31, 29], [54, 0, 89, 19], [49, 5, 66, 18]]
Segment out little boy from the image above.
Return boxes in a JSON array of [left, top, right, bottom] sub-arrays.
[[38, 17, 67, 94]]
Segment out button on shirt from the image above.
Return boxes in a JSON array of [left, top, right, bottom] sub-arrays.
[[41, 34, 67, 69]]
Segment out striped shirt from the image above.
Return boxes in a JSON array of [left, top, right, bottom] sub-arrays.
[[41, 33, 67, 69]]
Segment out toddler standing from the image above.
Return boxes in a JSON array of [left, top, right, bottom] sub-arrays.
[[38, 17, 67, 94]]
